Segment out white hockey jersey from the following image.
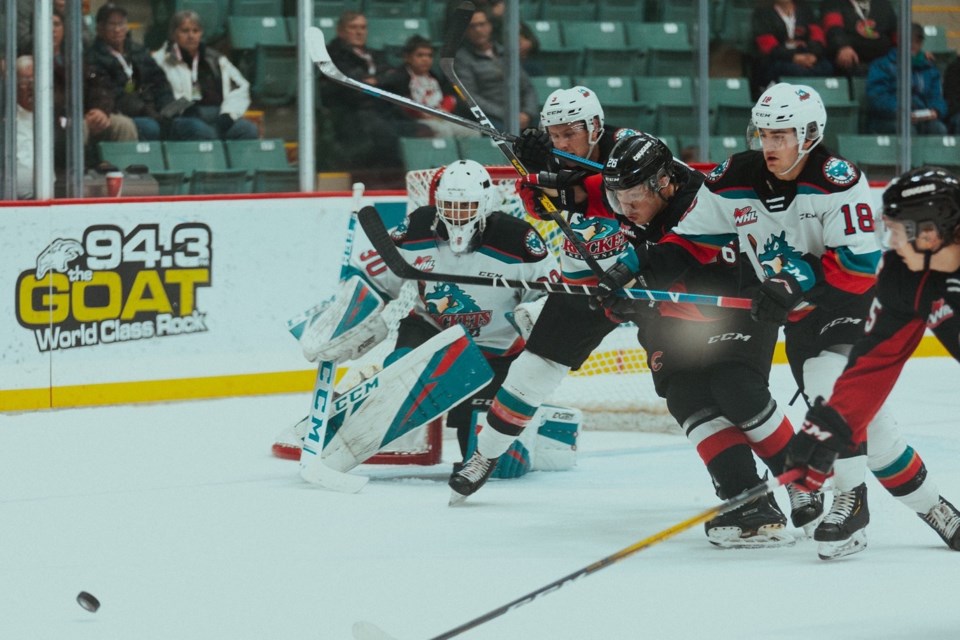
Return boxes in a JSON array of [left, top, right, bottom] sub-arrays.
[[348, 207, 560, 356], [660, 148, 881, 302]]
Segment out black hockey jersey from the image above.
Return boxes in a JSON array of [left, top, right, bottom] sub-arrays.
[[828, 252, 960, 443]]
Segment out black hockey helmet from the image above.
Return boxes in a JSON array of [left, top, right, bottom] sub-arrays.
[[882, 166, 960, 243], [602, 133, 674, 192]]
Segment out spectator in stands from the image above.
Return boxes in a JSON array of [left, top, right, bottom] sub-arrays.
[[865, 23, 949, 135], [379, 35, 475, 139], [821, 0, 897, 76], [87, 3, 174, 140], [16, 55, 36, 198], [944, 57, 960, 134], [321, 10, 405, 171], [52, 9, 138, 164], [519, 22, 545, 78], [751, 0, 833, 94], [453, 5, 539, 131], [152, 10, 259, 141]]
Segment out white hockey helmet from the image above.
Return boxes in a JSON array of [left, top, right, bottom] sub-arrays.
[[434, 160, 496, 254], [750, 82, 827, 152], [540, 86, 605, 142]]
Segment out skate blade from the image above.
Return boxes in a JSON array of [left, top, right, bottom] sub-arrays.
[[448, 489, 469, 506], [707, 525, 795, 549], [816, 530, 867, 560]]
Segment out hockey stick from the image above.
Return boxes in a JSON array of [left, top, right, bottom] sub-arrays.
[[352, 469, 802, 640], [358, 206, 752, 309], [303, 26, 602, 173], [299, 182, 370, 493], [438, 2, 605, 279]]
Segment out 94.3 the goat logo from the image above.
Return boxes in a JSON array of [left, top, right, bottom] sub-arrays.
[[16, 223, 212, 352]]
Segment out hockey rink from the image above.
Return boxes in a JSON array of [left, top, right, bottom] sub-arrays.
[[2, 357, 958, 640]]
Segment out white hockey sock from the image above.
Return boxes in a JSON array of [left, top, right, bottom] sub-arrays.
[[477, 424, 523, 459]]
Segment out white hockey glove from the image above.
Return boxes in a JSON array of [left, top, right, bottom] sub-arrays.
[[510, 297, 547, 341], [300, 275, 388, 363]]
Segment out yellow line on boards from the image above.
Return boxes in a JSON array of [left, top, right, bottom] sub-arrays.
[[1, 336, 951, 412]]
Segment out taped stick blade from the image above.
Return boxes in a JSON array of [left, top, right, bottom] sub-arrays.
[[304, 26, 331, 63]]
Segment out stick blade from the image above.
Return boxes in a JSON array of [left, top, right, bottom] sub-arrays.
[[304, 26, 331, 63], [440, 1, 476, 59], [352, 621, 401, 640], [300, 455, 369, 493]]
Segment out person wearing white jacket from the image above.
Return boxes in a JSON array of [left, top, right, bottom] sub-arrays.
[[152, 10, 258, 140]]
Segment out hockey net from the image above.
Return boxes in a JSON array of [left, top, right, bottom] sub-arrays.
[[344, 165, 673, 466]]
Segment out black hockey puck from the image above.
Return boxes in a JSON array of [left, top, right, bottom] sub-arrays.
[[77, 591, 100, 613]]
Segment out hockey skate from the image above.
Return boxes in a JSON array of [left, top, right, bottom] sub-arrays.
[[785, 483, 825, 536], [705, 493, 794, 548], [919, 496, 960, 551], [448, 451, 497, 506], [814, 483, 869, 560]]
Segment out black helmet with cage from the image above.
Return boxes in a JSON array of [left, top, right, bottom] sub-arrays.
[[602, 133, 674, 193], [882, 166, 960, 244]]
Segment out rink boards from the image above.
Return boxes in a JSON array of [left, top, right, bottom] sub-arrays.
[[0, 186, 946, 412]]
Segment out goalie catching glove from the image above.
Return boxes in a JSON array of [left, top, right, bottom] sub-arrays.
[[784, 398, 856, 492], [299, 275, 388, 363]]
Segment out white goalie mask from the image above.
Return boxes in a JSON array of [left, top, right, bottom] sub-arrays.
[[540, 86, 605, 155], [748, 83, 827, 174], [434, 160, 496, 254]]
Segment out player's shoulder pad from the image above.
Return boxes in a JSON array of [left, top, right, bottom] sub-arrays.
[[703, 149, 760, 189], [483, 212, 551, 261], [393, 206, 437, 243], [806, 154, 863, 192]]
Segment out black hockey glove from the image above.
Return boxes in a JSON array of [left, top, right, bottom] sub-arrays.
[[589, 261, 638, 319], [751, 271, 804, 324], [784, 398, 855, 492], [513, 127, 558, 173]]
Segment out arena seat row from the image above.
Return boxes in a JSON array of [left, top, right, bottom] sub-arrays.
[[98, 139, 296, 195]]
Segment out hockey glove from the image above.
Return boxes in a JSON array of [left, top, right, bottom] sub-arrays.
[[513, 127, 558, 173], [784, 398, 856, 492], [751, 271, 804, 324], [520, 169, 588, 210], [589, 261, 637, 317]]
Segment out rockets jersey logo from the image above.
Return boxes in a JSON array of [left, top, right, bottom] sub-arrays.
[[756, 230, 813, 286], [927, 299, 954, 329], [565, 213, 626, 260], [734, 206, 757, 226], [423, 283, 492, 337], [823, 157, 858, 186], [390, 221, 409, 243]]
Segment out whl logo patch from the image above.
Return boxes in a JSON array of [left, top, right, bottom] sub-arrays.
[[734, 206, 757, 226], [927, 299, 954, 328]]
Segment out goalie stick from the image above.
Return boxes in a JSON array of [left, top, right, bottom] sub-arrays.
[[357, 206, 753, 310], [299, 182, 370, 493], [439, 1, 605, 279], [303, 26, 602, 173], [352, 470, 802, 640]]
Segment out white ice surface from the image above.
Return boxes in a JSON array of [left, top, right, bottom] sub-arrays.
[[2, 359, 958, 640]]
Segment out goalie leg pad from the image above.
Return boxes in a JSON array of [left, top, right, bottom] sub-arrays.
[[321, 326, 494, 471], [300, 275, 388, 363], [468, 404, 580, 479]]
